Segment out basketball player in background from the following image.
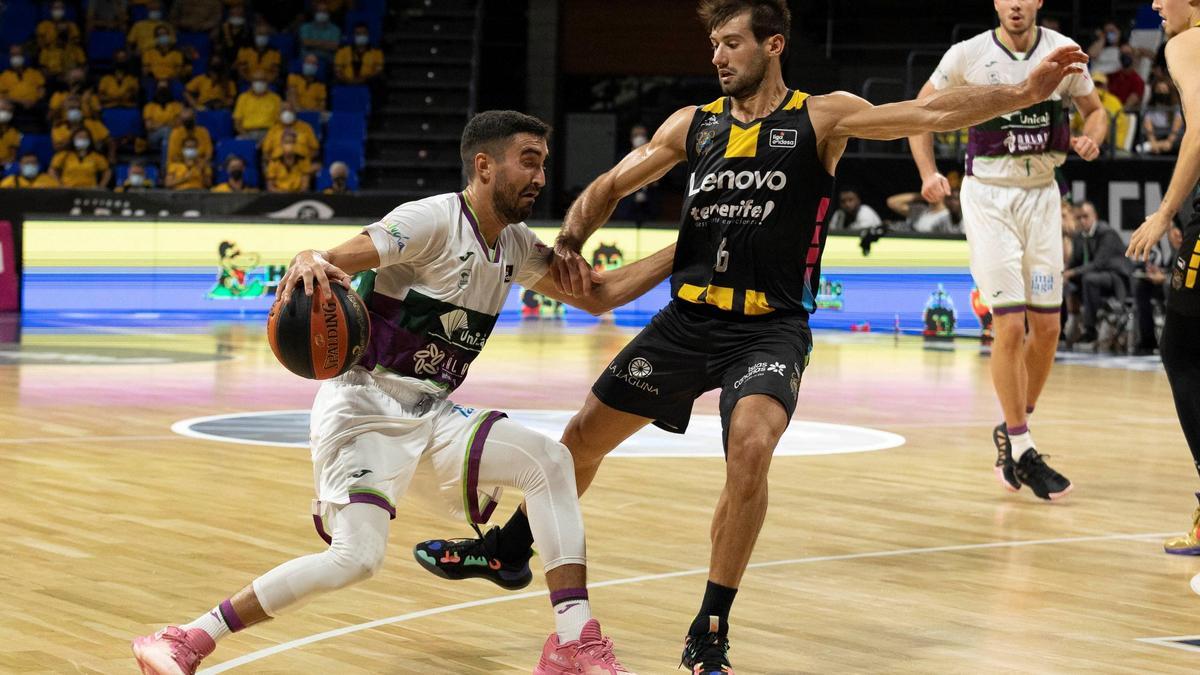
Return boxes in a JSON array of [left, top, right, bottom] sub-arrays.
[[1126, 0, 1200, 557], [907, 0, 1108, 501], [411, 1, 1089, 672], [132, 111, 677, 675]]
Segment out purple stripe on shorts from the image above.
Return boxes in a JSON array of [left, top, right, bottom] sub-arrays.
[[992, 305, 1028, 316], [218, 598, 245, 632], [466, 411, 508, 524], [349, 492, 397, 519], [1027, 305, 1061, 314], [549, 587, 589, 605], [312, 514, 333, 545]]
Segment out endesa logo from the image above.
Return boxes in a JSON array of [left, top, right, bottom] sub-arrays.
[[687, 170, 787, 196]]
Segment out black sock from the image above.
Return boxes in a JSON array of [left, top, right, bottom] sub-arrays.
[[491, 508, 534, 562], [688, 580, 738, 636]]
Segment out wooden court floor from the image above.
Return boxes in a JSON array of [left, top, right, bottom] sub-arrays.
[[2, 319, 1200, 673]]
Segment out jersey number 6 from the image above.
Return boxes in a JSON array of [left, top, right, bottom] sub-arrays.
[[714, 237, 729, 273]]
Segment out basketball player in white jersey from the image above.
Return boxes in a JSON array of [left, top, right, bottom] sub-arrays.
[[131, 111, 674, 674], [908, 0, 1109, 500]]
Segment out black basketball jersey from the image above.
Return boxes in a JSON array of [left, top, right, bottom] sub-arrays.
[[672, 90, 835, 318]]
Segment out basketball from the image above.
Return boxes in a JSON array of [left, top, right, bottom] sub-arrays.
[[267, 283, 371, 380]]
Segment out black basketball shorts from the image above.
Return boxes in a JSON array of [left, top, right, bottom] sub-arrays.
[[591, 301, 812, 448], [1168, 219, 1200, 317]]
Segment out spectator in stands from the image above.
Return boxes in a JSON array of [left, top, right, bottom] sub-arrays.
[[215, 5, 253, 64], [0, 47, 46, 131], [0, 99, 19, 165], [52, 96, 112, 162], [39, 27, 87, 80], [288, 54, 327, 113], [116, 159, 155, 191], [99, 50, 140, 108], [1140, 79, 1183, 155], [1, 152, 59, 188], [266, 140, 310, 192], [87, 0, 129, 34], [1106, 53, 1145, 111], [1064, 201, 1132, 345], [299, 2, 341, 63], [323, 160, 351, 194], [1074, 72, 1127, 151], [1133, 219, 1185, 355], [170, 0, 223, 34], [233, 70, 281, 140], [50, 127, 111, 188], [261, 102, 318, 161], [49, 67, 99, 123], [167, 106, 212, 163], [1089, 20, 1126, 75], [237, 24, 282, 82], [186, 56, 237, 110], [143, 79, 182, 149], [886, 188, 963, 234], [165, 137, 212, 190], [143, 25, 188, 81], [828, 188, 882, 231], [37, 1, 82, 50], [335, 24, 384, 86], [211, 154, 255, 192], [127, 0, 172, 55]]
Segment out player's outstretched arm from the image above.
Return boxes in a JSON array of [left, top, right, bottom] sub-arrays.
[[278, 233, 380, 305], [551, 107, 691, 297], [533, 244, 676, 316], [822, 45, 1088, 141], [1129, 30, 1200, 260]]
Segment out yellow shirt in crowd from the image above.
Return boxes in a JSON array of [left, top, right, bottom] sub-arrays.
[[51, 120, 110, 150], [261, 121, 319, 160], [166, 126, 213, 163], [51, 150, 110, 188], [286, 74, 326, 111], [49, 90, 101, 121], [127, 19, 173, 53], [235, 47, 281, 80], [0, 126, 21, 164], [334, 46, 383, 82], [166, 160, 212, 190], [143, 48, 186, 81], [0, 68, 46, 106], [0, 174, 60, 188], [36, 20, 81, 49], [39, 44, 87, 77], [143, 101, 183, 130], [98, 72, 140, 107], [233, 91, 281, 132], [186, 74, 236, 108], [266, 157, 311, 192]]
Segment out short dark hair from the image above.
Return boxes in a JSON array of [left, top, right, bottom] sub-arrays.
[[697, 0, 791, 45], [460, 110, 551, 179]]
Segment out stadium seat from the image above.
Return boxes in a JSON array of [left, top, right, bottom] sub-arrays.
[[196, 110, 234, 143], [87, 31, 127, 64], [176, 32, 212, 62], [144, 79, 186, 101], [17, 134, 53, 169], [296, 111, 323, 141], [326, 112, 365, 142], [323, 140, 364, 174], [114, 163, 160, 187], [315, 164, 360, 191], [331, 86, 371, 114], [101, 108, 144, 139], [0, 0, 37, 49], [356, 0, 387, 20], [216, 138, 259, 168], [130, 5, 148, 22], [270, 34, 297, 62]]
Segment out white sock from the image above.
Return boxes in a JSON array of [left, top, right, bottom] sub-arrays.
[[1010, 431, 1035, 457], [181, 606, 232, 643], [553, 598, 592, 643]]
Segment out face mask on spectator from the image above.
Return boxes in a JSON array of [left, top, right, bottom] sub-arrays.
[[10, 55, 25, 69], [51, 8, 64, 20], [128, 173, 145, 186], [116, 61, 132, 73], [255, 35, 270, 48], [148, 10, 162, 21], [280, 110, 295, 125], [315, 12, 329, 23], [183, 117, 195, 128], [229, 16, 245, 27], [0, 110, 11, 124], [302, 62, 318, 76], [229, 167, 244, 180], [21, 163, 38, 178], [183, 147, 198, 160], [252, 81, 268, 94], [156, 35, 170, 48], [333, 176, 346, 186], [354, 34, 369, 47], [66, 108, 82, 123], [73, 137, 90, 151], [1107, 30, 1119, 44]]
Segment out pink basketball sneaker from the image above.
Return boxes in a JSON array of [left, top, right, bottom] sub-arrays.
[[534, 618, 635, 674], [131, 626, 215, 675]]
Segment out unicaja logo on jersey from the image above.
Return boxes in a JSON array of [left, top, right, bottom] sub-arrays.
[[687, 170, 787, 196]]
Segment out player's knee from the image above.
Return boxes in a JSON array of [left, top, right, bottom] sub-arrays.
[[562, 412, 605, 466], [331, 542, 385, 585], [535, 438, 577, 494], [725, 442, 773, 494], [992, 315, 1025, 343]]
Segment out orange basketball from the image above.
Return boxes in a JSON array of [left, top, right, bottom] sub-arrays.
[[267, 283, 371, 380]]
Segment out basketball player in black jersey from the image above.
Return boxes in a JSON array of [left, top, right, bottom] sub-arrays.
[[413, 1, 1087, 671]]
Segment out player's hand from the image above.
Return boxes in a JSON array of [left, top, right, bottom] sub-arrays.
[[1147, 264, 1167, 284], [1021, 46, 1089, 103], [278, 249, 352, 306], [1070, 135, 1100, 161], [920, 172, 952, 203], [1127, 210, 1173, 262], [550, 236, 592, 296]]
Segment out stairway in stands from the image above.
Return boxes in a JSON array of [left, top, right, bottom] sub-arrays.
[[363, 0, 480, 193]]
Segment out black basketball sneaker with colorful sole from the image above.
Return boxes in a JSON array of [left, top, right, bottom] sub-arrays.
[[412, 526, 533, 590], [681, 616, 735, 674], [1014, 448, 1073, 501]]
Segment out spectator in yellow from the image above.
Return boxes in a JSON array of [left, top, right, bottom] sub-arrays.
[[1, 153, 60, 188], [287, 54, 326, 112], [0, 99, 20, 165], [236, 25, 281, 82], [261, 102, 319, 161], [143, 80, 182, 149], [167, 107, 212, 163], [39, 30, 87, 80], [170, 0, 222, 34], [185, 57, 236, 110], [1073, 72, 1127, 152], [232, 71, 281, 140], [0, 47, 46, 118], [127, 0, 172, 54], [37, 1, 81, 50], [86, 0, 129, 33], [335, 24, 383, 85], [143, 25, 187, 81], [50, 128, 111, 188], [266, 141, 310, 192], [115, 160, 155, 192], [49, 66, 100, 122], [323, 161, 352, 194], [165, 137, 212, 190], [51, 97, 112, 162], [99, 50, 140, 108], [211, 154, 256, 192]]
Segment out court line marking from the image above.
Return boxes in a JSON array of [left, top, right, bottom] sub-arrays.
[[199, 530, 1172, 673], [0, 434, 180, 445], [1136, 635, 1200, 654]]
